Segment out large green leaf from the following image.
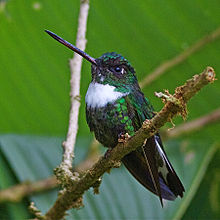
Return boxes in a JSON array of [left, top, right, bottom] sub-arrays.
[[0, 0, 219, 219], [0, 0, 219, 137], [183, 150, 220, 220], [0, 135, 218, 219], [0, 145, 30, 219]]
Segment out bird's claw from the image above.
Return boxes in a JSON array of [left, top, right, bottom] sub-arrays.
[[118, 132, 130, 143]]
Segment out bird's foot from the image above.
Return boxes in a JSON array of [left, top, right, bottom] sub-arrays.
[[118, 132, 130, 143]]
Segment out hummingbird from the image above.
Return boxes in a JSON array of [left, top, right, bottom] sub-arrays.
[[45, 30, 185, 205]]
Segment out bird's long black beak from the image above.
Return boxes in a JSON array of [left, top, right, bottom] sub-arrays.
[[45, 30, 97, 66]]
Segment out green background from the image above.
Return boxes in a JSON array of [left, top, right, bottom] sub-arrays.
[[0, 0, 219, 219]]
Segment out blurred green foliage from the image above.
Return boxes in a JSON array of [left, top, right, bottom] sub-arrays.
[[0, 135, 218, 219], [0, 0, 219, 219]]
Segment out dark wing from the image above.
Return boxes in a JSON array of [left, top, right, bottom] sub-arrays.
[[122, 92, 184, 203]]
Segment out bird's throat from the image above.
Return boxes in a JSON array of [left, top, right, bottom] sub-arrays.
[[85, 82, 128, 108]]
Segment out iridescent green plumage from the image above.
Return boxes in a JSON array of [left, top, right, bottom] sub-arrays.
[[86, 53, 154, 147], [45, 31, 185, 205], [86, 92, 154, 148], [85, 52, 184, 204]]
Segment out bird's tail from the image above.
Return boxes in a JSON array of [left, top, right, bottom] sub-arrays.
[[121, 135, 185, 203]]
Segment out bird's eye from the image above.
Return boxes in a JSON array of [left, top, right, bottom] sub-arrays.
[[110, 66, 125, 75], [114, 66, 122, 72]]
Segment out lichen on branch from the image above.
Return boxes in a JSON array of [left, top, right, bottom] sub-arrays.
[[43, 67, 216, 220]]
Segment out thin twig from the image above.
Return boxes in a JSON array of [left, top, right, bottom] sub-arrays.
[[1, 104, 219, 203], [0, 140, 100, 204], [0, 177, 57, 203], [2, 106, 219, 204], [0, 148, 100, 204], [139, 27, 220, 88], [2, 104, 219, 203], [162, 107, 220, 140], [1, 103, 218, 203], [43, 67, 216, 220], [61, 0, 90, 169]]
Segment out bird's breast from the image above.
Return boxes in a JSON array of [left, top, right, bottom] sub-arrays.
[[86, 95, 133, 148]]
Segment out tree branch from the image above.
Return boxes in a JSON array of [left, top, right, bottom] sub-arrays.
[[2, 107, 219, 204], [2, 104, 219, 202], [0, 139, 100, 204], [139, 27, 220, 88], [162, 107, 220, 140], [61, 0, 90, 169], [0, 68, 215, 210], [43, 67, 216, 220], [1, 104, 218, 203]]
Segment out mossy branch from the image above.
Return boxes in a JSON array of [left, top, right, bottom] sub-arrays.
[[43, 67, 216, 220]]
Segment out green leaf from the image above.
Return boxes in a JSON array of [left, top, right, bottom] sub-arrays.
[[0, 0, 219, 219], [0, 135, 218, 219], [0, 0, 219, 138], [0, 134, 91, 214], [182, 149, 220, 220], [0, 147, 30, 220]]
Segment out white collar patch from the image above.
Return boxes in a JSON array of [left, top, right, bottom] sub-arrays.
[[85, 82, 128, 108]]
